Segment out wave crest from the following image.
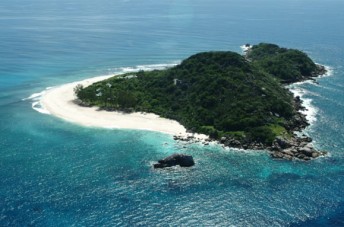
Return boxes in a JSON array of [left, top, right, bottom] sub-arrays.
[[23, 89, 51, 115], [287, 64, 334, 125]]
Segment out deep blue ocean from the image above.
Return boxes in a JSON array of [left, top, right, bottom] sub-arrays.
[[1, 0, 344, 226]]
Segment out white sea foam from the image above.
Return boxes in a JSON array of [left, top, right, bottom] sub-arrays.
[[240, 44, 252, 53], [288, 66, 333, 124], [32, 101, 50, 114], [320, 65, 334, 78], [288, 85, 318, 124], [300, 98, 318, 124], [116, 62, 179, 74], [22, 91, 45, 101], [287, 64, 334, 125], [23, 89, 51, 114]]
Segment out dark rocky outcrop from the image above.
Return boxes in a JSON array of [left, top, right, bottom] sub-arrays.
[[312, 64, 327, 77], [153, 153, 195, 168], [218, 136, 265, 150], [215, 131, 327, 161], [270, 136, 327, 161]]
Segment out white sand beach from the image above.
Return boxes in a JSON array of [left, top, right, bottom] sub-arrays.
[[40, 75, 208, 140]]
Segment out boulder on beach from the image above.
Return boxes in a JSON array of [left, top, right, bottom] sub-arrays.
[[153, 153, 195, 169]]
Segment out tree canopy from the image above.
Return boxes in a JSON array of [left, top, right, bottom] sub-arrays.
[[75, 43, 322, 145]]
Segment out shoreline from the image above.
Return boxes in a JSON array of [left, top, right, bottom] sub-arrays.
[[212, 61, 331, 159], [39, 74, 208, 141], [287, 65, 333, 125], [31, 56, 332, 159], [267, 65, 332, 160]]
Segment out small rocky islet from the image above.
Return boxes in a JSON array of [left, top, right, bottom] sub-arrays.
[[153, 153, 195, 169], [75, 43, 328, 164]]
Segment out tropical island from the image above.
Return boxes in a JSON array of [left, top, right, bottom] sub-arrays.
[[70, 43, 326, 160]]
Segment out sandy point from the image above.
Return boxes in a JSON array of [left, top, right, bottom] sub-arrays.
[[40, 75, 208, 140]]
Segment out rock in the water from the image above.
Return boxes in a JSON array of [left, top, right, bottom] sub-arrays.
[[153, 153, 195, 169]]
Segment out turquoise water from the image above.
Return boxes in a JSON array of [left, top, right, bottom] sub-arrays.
[[1, 0, 344, 226]]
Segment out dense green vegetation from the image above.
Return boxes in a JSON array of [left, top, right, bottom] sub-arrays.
[[246, 43, 319, 83], [75, 43, 322, 145]]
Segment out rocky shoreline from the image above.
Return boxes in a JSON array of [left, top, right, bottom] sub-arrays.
[[270, 136, 327, 161], [173, 133, 327, 161], [173, 65, 328, 161]]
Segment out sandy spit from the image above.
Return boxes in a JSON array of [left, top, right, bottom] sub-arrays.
[[41, 75, 208, 140]]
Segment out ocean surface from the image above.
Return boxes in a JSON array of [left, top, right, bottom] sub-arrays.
[[1, 0, 344, 226]]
